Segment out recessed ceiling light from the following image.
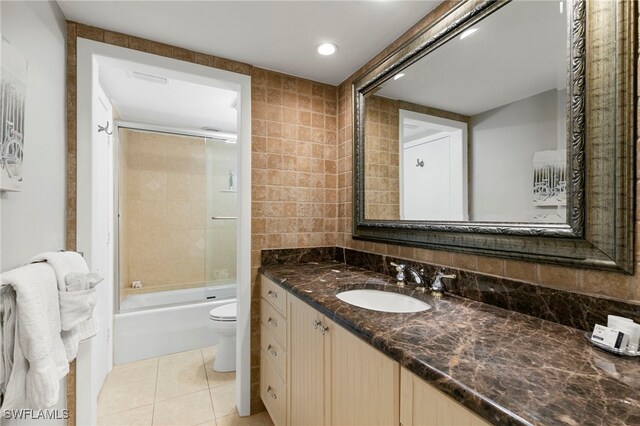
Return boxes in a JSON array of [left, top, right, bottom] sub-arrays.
[[460, 28, 478, 40], [316, 42, 338, 56], [393, 73, 406, 81]]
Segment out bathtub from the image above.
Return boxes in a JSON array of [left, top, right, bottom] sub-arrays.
[[114, 284, 236, 364]]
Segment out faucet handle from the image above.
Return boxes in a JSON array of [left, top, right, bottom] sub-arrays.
[[390, 262, 405, 272], [390, 262, 407, 286], [438, 272, 457, 280], [435, 268, 456, 280], [431, 269, 457, 296]]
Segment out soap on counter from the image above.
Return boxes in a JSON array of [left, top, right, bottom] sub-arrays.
[[591, 324, 629, 350]]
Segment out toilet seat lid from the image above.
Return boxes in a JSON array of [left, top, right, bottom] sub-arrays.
[[209, 303, 237, 321]]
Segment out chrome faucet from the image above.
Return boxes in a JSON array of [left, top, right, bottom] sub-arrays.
[[430, 269, 457, 297], [390, 262, 425, 287], [389, 262, 457, 297]]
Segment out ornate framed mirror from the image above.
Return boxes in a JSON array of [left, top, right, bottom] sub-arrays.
[[353, 0, 635, 273]]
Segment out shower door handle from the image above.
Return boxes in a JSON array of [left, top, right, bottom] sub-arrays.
[[211, 216, 238, 220]]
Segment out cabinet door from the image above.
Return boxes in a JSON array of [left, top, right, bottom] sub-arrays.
[[329, 320, 400, 426], [400, 367, 490, 426], [288, 295, 327, 426]]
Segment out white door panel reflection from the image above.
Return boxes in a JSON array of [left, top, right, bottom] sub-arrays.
[[399, 110, 467, 221]]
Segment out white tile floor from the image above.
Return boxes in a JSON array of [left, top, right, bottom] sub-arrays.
[[98, 347, 273, 426]]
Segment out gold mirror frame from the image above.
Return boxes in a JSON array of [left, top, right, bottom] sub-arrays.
[[353, 0, 635, 273]]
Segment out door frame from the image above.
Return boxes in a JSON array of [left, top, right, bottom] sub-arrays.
[[76, 38, 252, 424]]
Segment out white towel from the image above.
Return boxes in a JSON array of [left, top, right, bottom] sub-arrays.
[[0, 263, 69, 409], [0, 286, 16, 396], [29, 252, 88, 292], [29, 252, 101, 360]]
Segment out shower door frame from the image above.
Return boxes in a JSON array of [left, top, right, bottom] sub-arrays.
[[113, 120, 238, 312]]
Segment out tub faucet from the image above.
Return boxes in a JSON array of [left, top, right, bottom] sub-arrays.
[[389, 262, 424, 287]]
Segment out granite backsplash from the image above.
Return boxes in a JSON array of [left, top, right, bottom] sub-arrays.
[[261, 247, 640, 332]]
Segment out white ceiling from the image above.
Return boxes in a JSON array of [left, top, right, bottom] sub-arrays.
[[100, 64, 238, 132], [375, 0, 567, 116], [57, 1, 440, 85]]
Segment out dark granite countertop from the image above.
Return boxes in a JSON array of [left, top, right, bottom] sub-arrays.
[[260, 261, 640, 426]]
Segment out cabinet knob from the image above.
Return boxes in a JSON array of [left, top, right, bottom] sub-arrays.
[[267, 290, 278, 299], [267, 317, 278, 328], [267, 386, 277, 399], [312, 319, 321, 329], [267, 345, 277, 357], [320, 325, 329, 335]]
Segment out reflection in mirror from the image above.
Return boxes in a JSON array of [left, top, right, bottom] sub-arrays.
[[363, 0, 568, 224]]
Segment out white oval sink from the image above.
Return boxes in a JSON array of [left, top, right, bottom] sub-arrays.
[[336, 289, 431, 313]]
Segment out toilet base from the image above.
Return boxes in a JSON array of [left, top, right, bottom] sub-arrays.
[[213, 334, 236, 372]]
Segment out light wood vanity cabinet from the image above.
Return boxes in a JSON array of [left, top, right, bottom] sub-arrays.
[[288, 292, 399, 426], [288, 293, 329, 425], [260, 274, 493, 426], [400, 368, 491, 426], [329, 314, 400, 426], [260, 275, 288, 426]]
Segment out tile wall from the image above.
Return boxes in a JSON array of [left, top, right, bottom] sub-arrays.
[[363, 96, 400, 220], [120, 129, 207, 300], [249, 68, 338, 411]]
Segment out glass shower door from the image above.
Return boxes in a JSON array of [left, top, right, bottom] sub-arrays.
[[204, 137, 238, 293]]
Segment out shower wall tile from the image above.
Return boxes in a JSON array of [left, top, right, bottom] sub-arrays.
[[121, 130, 207, 296]]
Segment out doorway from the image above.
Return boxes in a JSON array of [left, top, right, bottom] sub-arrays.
[[75, 39, 252, 424]]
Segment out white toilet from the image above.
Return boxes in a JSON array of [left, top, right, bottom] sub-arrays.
[[208, 302, 237, 372]]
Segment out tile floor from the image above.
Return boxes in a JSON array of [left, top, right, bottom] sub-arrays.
[[98, 347, 274, 426]]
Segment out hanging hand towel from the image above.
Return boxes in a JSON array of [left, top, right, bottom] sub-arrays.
[[0, 286, 17, 396], [29, 252, 101, 361], [0, 263, 69, 410]]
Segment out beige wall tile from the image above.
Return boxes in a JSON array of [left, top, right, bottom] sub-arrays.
[[581, 270, 633, 300], [476, 257, 505, 277], [504, 260, 538, 283], [538, 265, 580, 291], [121, 131, 208, 292]]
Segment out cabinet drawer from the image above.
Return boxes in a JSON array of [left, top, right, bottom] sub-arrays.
[[261, 299, 287, 346], [261, 323, 287, 379], [261, 349, 286, 426], [261, 275, 287, 316]]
